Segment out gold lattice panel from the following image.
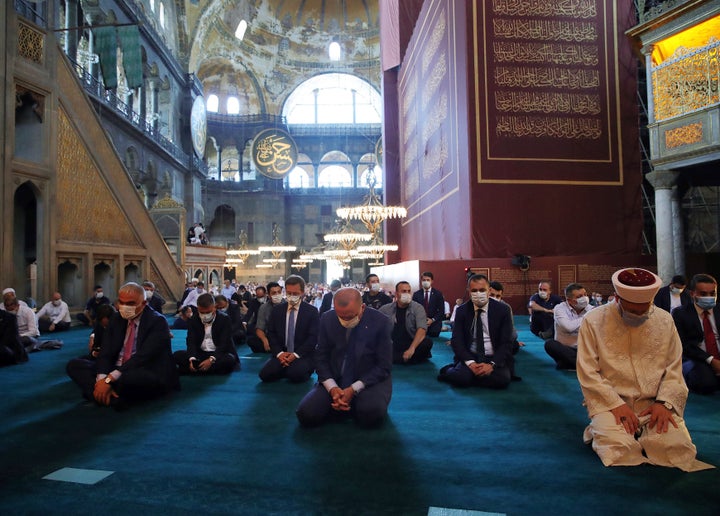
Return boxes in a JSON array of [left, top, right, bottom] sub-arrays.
[[17, 21, 44, 64], [56, 109, 141, 247], [652, 41, 720, 122], [665, 122, 704, 149]]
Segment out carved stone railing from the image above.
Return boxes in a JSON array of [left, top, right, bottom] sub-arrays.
[[638, 0, 692, 24], [652, 37, 720, 122]]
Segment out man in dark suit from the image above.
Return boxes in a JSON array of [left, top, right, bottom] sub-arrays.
[[243, 285, 267, 336], [672, 273, 720, 394], [66, 282, 180, 407], [319, 279, 342, 315], [412, 271, 445, 337], [296, 288, 393, 427], [259, 275, 319, 382], [438, 274, 513, 389], [143, 281, 167, 314], [215, 295, 246, 346], [174, 293, 239, 375], [654, 274, 692, 314]]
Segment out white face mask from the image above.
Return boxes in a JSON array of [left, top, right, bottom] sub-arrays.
[[257, 296, 266, 303], [399, 293, 412, 304], [670, 287, 684, 295], [52, 300, 62, 307], [339, 316, 360, 329], [575, 296, 589, 309], [95, 292, 104, 299], [144, 290, 153, 300], [118, 304, 138, 320], [422, 280, 431, 289], [618, 301, 652, 327], [470, 291, 488, 307], [286, 295, 301, 306], [200, 312, 215, 324], [271, 294, 283, 304], [538, 291, 549, 300], [371, 283, 381, 292]]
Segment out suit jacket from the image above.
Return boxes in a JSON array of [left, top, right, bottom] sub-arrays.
[[672, 302, 720, 363], [267, 301, 319, 357], [96, 307, 178, 389], [413, 287, 445, 334], [315, 307, 392, 388], [319, 291, 335, 315], [224, 303, 245, 336], [186, 311, 238, 362], [654, 285, 692, 314], [451, 299, 513, 368]]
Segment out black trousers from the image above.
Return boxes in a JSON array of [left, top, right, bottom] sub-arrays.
[[444, 360, 511, 389], [173, 350, 238, 375], [683, 359, 720, 394], [259, 355, 314, 382], [296, 378, 392, 428], [392, 337, 433, 364], [544, 339, 577, 369], [66, 358, 175, 403]]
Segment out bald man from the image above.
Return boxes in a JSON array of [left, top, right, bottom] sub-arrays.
[[296, 288, 393, 427]]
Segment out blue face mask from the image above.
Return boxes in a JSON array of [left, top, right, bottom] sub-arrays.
[[695, 296, 716, 310]]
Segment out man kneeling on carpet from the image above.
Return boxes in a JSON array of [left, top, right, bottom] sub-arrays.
[[296, 288, 392, 427], [174, 293, 239, 375], [66, 282, 180, 408], [437, 274, 514, 389], [577, 267, 713, 472]]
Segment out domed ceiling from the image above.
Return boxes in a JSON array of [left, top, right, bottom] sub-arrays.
[[180, 0, 381, 115]]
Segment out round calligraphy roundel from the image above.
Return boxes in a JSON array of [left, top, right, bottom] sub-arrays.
[[251, 128, 298, 179], [190, 96, 207, 159]]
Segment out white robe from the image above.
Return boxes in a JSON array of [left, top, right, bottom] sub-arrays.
[[577, 303, 713, 472]]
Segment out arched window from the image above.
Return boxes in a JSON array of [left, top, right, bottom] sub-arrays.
[[283, 73, 381, 124], [159, 2, 165, 29], [286, 167, 311, 188], [317, 165, 352, 188], [359, 165, 383, 189], [328, 41, 342, 61], [206, 94, 219, 113], [227, 96, 240, 114], [235, 20, 248, 41]]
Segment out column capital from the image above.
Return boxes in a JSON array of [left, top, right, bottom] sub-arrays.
[[646, 170, 679, 190]]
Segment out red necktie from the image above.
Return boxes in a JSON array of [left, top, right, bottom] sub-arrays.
[[424, 291, 430, 312], [122, 320, 136, 363], [703, 311, 719, 359]]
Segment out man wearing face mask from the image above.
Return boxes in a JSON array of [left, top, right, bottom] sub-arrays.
[[362, 274, 392, 310], [244, 285, 268, 337], [672, 273, 720, 394], [66, 282, 179, 407], [412, 272, 445, 337], [528, 280, 563, 339], [35, 292, 72, 333], [259, 275, 319, 383], [174, 293, 238, 375], [654, 275, 692, 314], [577, 268, 713, 472], [438, 274, 514, 389], [77, 285, 111, 326], [246, 282, 283, 353], [182, 281, 206, 311], [142, 281, 166, 314], [379, 281, 433, 364], [214, 295, 246, 347], [296, 287, 392, 427], [544, 283, 593, 370]]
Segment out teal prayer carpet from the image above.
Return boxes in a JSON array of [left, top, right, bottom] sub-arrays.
[[0, 317, 717, 515]]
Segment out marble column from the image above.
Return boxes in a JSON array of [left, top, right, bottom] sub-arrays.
[[646, 170, 681, 283], [671, 185, 685, 277]]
